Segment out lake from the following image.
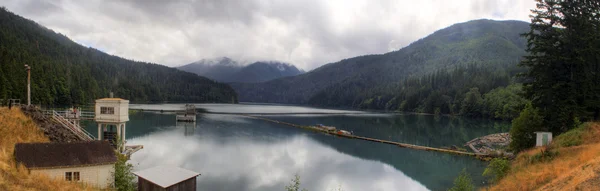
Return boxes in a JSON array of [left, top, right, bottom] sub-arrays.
[[84, 103, 510, 191]]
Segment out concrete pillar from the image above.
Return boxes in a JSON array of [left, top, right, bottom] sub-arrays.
[[122, 123, 126, 141], [97, 123, 102, 140], [117, 124, 122, 140]]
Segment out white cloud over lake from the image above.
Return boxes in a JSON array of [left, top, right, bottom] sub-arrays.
[[128, 130, 429, 191]]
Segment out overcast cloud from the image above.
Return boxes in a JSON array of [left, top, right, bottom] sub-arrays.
[[2, 0, 536, 70]]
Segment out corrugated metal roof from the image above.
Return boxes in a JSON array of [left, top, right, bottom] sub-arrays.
[[14, 141, 117, 169], [133, 166, 200, 188]]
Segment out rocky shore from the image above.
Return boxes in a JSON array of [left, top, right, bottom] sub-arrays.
[[20, 106, 84, 143]]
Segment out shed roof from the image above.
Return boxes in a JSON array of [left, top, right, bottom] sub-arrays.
[[14, 141, 117, 169], [97, 98, 127, 101], [134, 166, 201, 188]]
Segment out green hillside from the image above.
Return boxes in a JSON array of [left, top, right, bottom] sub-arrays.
[[0, 7, 238, 106], [232, 19, 530, 118]]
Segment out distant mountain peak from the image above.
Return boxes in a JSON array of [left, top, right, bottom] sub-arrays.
[[178, 58, 304, 83]]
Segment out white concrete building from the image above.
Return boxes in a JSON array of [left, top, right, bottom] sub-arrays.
[[95, 98, 129, 149], [14, 141, 117, 189], [95, 98, 129, 123]]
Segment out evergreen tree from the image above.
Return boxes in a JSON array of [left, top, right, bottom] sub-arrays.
[[521, 0, 600, 133], [460, 88, 483, 117], [509, 103, 543, 152]]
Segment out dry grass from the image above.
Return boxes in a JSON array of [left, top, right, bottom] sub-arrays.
[[0, 107, 99, 191], [485, 123, 600, 191]]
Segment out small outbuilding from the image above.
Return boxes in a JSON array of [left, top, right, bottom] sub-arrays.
[[14, 141, 117, 189], [133, 166, 200, 191], [534, 132, 553, 146]]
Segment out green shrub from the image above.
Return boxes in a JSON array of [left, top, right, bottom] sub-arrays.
[[553, 125, 586, 147], [528, 148, 558, 164], [113, 135, 136, 191], [482, 158, 510, 183], [509, 103, 543, 152], [448, 169, 474, 191], [113, 153, 136, 191]]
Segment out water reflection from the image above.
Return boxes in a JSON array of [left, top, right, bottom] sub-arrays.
[[128, 130, 428, 191], [83, 105, 509, 190], [176, 121, 197, 136]]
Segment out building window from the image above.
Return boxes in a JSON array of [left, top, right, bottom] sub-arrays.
[[65, 172, 72, 181], [74, 172, 80, 181], [100, 107, 115, 114], [65, 172, 80, 181]]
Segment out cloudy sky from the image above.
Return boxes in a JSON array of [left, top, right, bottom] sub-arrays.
[[2, 0, 536, 70]]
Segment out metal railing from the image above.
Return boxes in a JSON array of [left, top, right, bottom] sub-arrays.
[[1, 99, 21, 106], [42, 110, 95, 120], [49, 111, 95, 141], [80, 111, 95, 119]]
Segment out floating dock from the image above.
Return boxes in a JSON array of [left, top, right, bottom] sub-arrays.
[[243, 115, 492, 159], [176, 104, 197, 122]]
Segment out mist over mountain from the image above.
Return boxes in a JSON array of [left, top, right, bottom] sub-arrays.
[[178, 59, 304, 83]]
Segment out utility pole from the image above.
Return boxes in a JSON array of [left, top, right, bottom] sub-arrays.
[[24, 64, 31, 106]]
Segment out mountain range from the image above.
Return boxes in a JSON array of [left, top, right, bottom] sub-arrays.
[[0, 5, 531, 115], [231, 19, 530, 112], [178, 58, 304, 83]]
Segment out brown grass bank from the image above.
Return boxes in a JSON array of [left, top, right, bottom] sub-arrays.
[[486, 123, 600, 191], [0, 107, 98, 191]]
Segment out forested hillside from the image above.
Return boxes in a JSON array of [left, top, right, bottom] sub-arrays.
[[232, 19, 530, 118], [0, 8, 238, 106]]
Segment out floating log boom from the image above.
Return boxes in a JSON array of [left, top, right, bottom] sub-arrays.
[[244, 115, 491, 159]]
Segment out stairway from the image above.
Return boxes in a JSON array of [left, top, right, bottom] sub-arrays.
[[49, 111, 95, 141]]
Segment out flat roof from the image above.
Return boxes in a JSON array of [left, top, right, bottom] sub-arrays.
[[97, 98, 127, 101], [133, 166, 200, 188]]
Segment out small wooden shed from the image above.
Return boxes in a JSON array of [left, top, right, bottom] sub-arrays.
[[534, 132, 553, 146], [133, 166, 200, 191]]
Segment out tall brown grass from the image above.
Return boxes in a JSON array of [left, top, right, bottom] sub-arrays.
[[0, 107, 99, 191], [486, 123, 600, 191]]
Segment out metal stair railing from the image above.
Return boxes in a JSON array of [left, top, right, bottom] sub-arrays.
[[51, 111, 94, 141]]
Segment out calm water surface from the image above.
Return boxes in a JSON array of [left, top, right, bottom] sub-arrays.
[[84, 104, 510, 191]]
